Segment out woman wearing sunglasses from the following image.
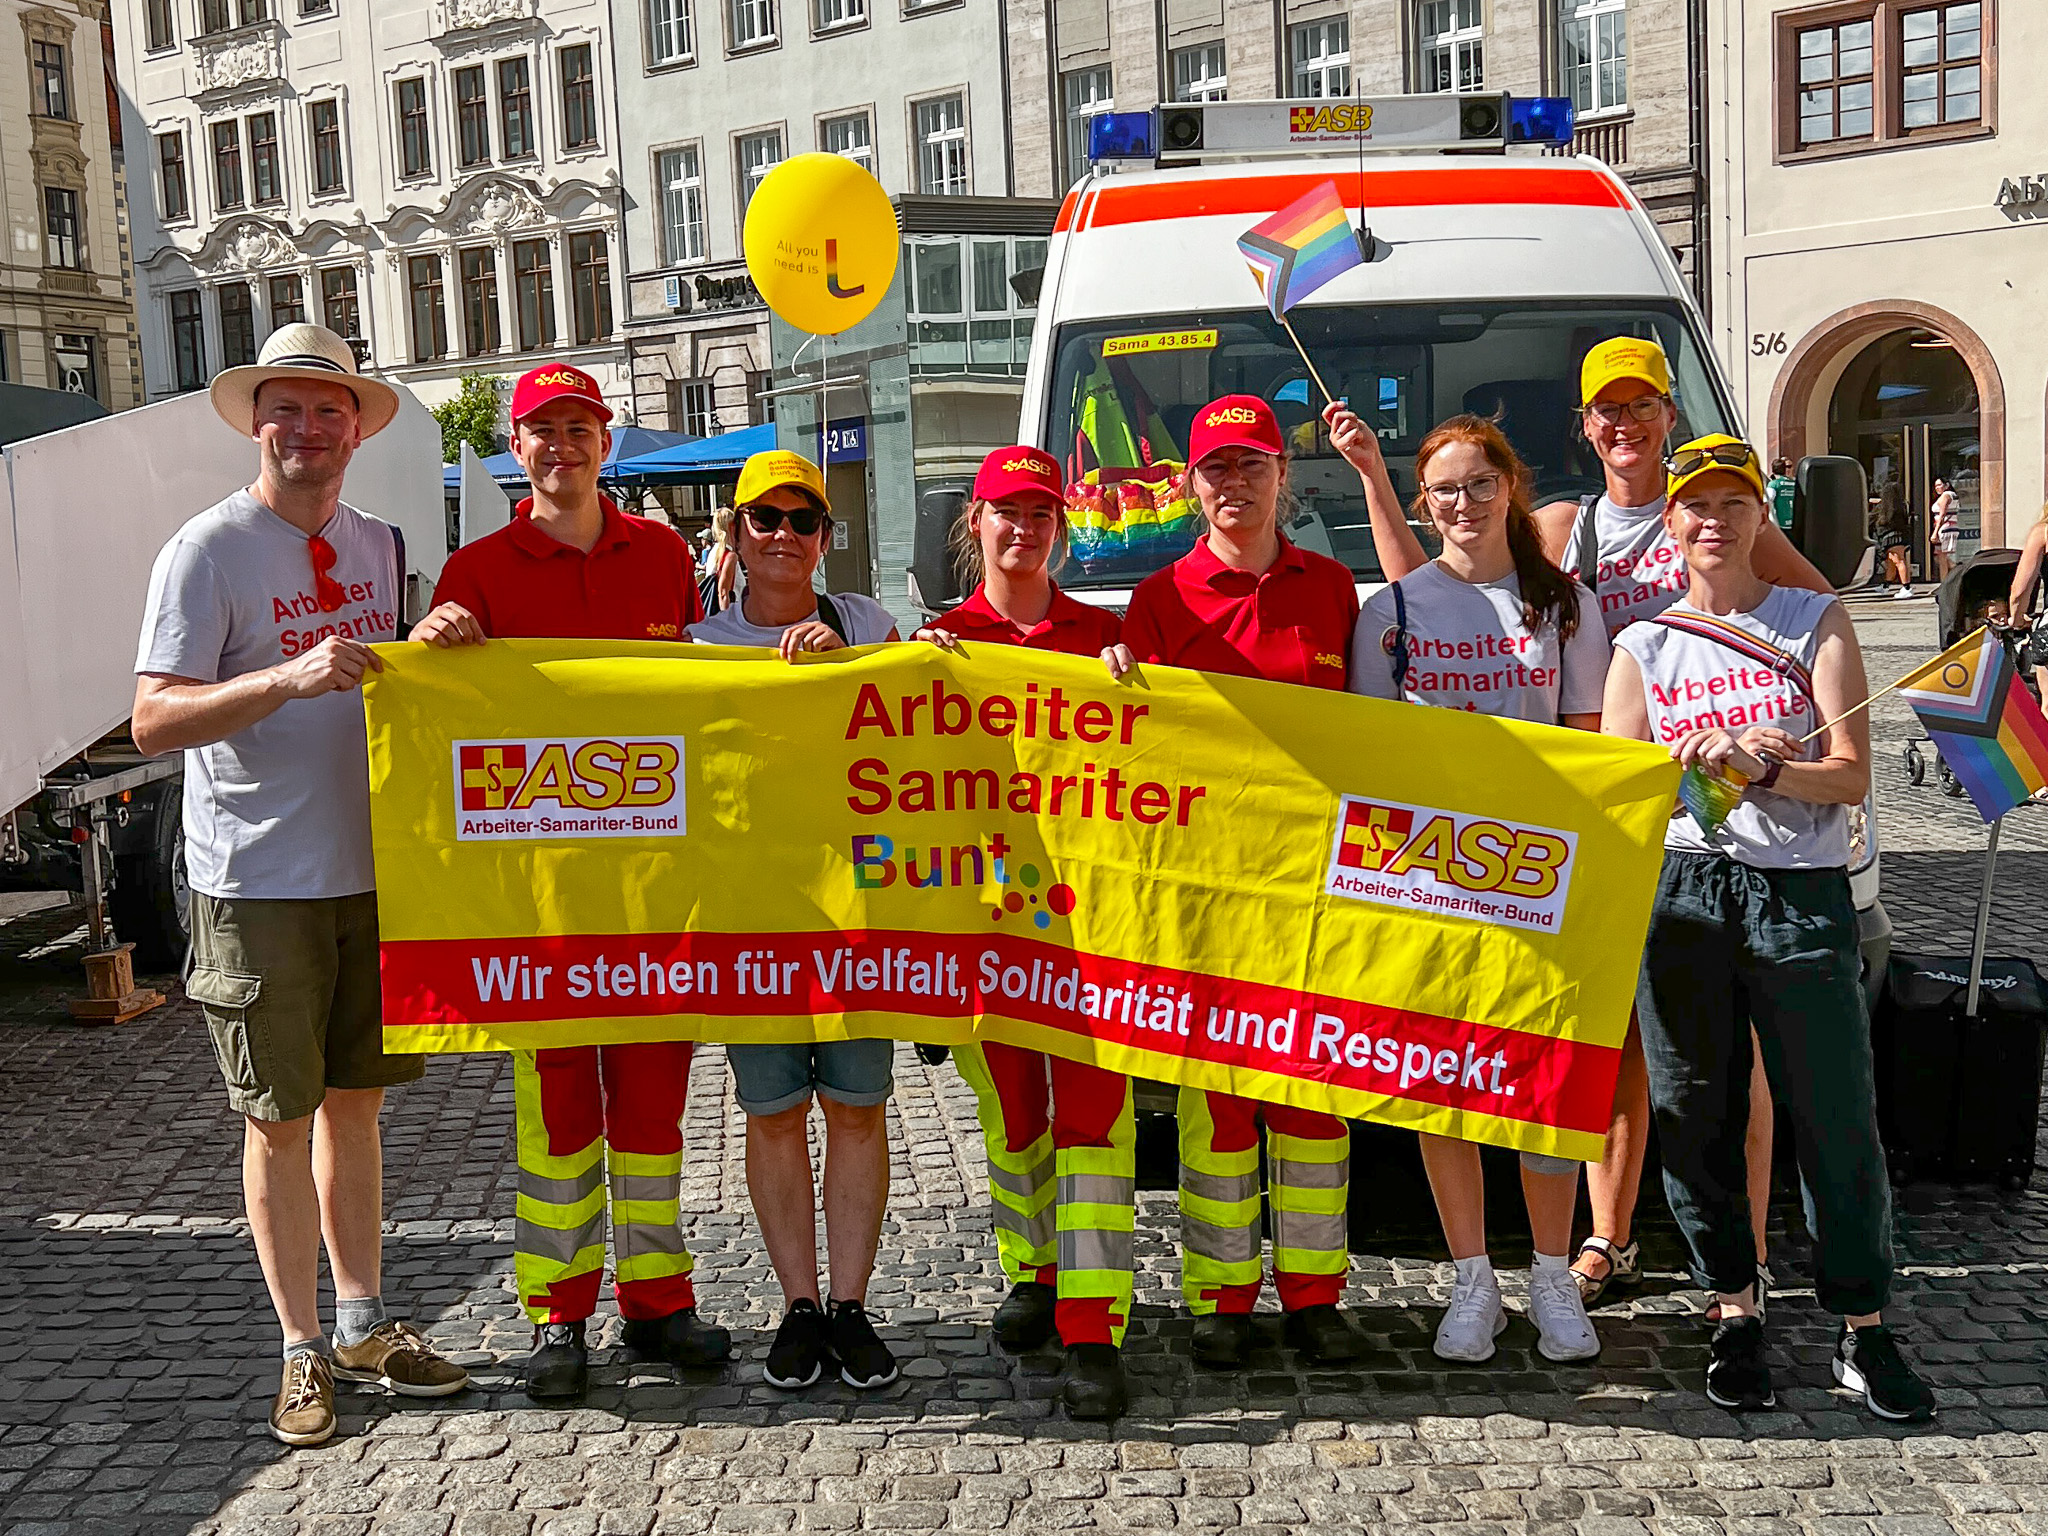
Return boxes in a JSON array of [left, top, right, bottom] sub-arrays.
[[686, 449, 903, 1397], [1345, 414, 1610, 1367], [915, 446, 1134, 1420], [1111, 395, 1368, 1371], [1603, 434, 1931, 1423]]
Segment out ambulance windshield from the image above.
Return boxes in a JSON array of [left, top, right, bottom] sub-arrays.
[[1042, 301, 1732, 588]]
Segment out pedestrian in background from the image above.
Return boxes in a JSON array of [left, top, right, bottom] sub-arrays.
[[132, 324, 468, 1447], [1878, 509, 1915, 598], [917, 445, 1134, 1419], [687, 449, 904, 1393], [1930, 479, 1959, 583], [1765, 458, 1797, 533], [411, 363, 725, 1402], [700, 506, 740, 616], [1603, 434, 1933, 1423]]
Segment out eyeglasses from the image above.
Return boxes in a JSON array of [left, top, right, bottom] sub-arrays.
[[742, 504, 827, 536], [1422, 474, 1503, 510], [308, 534, 347, 614], [1667, 442, 1761, 480], [1584, 396, 1671, 426]]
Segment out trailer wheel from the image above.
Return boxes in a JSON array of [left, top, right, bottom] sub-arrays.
[[1938, 756, 1967, 798], [112, 786, 189, 973], [1904, 743, 1928, 785]]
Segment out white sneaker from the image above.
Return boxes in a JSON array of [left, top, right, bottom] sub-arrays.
[[1893, 586, 1916, 600], [1527, 1264, 1602, 1361], [1434, 1272, 1507, 1362]]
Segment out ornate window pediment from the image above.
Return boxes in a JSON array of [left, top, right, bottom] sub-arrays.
[[194, 20, 284, 102], [433, 0, 539, 52], [197, 216, 300, 276]]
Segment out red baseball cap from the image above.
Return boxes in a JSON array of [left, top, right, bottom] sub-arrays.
[[973, 445, 1064, 507], [1187, 394, 1284, 468], [510, 363, 614, 426]]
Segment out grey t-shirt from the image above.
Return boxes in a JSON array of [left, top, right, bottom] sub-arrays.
[[686, 591, 897, 647], [135, 491, 399, 900], [1567, 493, 1690, 639], [1349, 562, 1611, 723]]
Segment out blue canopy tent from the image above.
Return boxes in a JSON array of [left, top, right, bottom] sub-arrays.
[[609, 422, 778, 485], [439, 424, 705, 491]]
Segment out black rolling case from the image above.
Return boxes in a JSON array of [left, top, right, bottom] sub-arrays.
[[1870, 953, 2047, 1188]]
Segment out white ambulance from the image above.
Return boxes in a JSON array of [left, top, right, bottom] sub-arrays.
[[1011, 93, 1889, 978]]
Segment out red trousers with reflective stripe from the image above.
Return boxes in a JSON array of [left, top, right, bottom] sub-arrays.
[[975, 1042, 1130, 1346], [1198, 1092, 1348, 1314], [526, 1041, 695, 1322]]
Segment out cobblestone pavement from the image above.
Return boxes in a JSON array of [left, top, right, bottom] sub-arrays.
[[4, 599, 2047, 1536]]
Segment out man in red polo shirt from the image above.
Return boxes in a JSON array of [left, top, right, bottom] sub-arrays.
[[411, 364, 724, 1400]]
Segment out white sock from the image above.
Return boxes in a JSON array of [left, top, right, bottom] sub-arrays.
[[1453, 1254, 1495, 1287], [1531, 1251, 1570, 1273]]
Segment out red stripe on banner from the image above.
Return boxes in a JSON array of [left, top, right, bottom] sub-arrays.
[[381, 929, 1620, 1135], [1071, 166, 1628, 232]]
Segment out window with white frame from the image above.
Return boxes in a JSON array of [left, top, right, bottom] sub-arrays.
[[1290, 17, 1350, 97], [737, 128, 783, 213], [730, 0, 776, 49], [675, 379, 714, 436], [649, 0, 694, 63], [815, 0, 863, 29], [1561, 0, 1627, 116], [1060, 66, 1111, 185], [658, 145, 706, 263], [1417, 0, 1483, 92], [1170, 43, 1227, 101], [915, 94, 967, 195], [821, 111, 873, 173]]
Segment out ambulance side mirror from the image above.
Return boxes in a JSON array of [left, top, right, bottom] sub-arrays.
[[909, 484, 969, 619], [1794, 455, 1870, 591]]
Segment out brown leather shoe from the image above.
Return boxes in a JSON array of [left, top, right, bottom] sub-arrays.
[[270, 1352, 336, 1447], [332, 1320, 470, 1398]]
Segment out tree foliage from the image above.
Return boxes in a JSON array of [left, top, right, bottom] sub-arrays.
[[432, 373, 502, 464]]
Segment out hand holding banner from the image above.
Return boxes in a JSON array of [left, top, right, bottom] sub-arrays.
[[366, 641, 1678, 1162]]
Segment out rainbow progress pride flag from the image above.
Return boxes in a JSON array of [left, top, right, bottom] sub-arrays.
[[1238, 180, 1365, 319], [1898, 625, 2048, 821]]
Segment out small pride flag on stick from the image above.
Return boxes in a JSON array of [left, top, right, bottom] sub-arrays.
[[1238, 180, 1365, 404], [1896, 626, 2048, 823]]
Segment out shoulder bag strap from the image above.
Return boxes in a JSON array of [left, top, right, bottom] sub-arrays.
[[1571, 495, 1600, 591], [388, 521, 407, 625], [815, 591, 851, 645], [1390, 580, 1412, 690], [1650, 608, 1819, 717]]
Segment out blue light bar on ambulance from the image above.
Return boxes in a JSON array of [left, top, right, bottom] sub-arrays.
[[1507, 96, 1576, 147], [1151, 94, 1519, 159], [1087, 111, 1157, 164]]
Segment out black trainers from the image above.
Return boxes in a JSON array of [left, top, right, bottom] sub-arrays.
[[1060, 1343, 1128, 1420], [620, 1308, 732, 1369], [828, 1298, 899, 1390], [1704, 1316, 1775, 1411], [1190, 1311, 1254, 1368], [1284, 1303, 1365, 1364], [1834, 1324, 1935, 1423], [992, 1280, 1058, 1353], [525, 1321, 588, 1401], [764, 1299, 832, 1390]]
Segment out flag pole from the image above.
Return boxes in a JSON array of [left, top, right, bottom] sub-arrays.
[[1966, 815, 2002, 1018], [1278, 313, 1336, 407]]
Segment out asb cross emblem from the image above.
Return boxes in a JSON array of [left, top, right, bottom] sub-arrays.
[[460, 744, 529, 811]]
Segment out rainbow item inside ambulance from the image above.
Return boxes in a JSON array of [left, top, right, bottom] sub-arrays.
[[1066, 467, 1203, 576]]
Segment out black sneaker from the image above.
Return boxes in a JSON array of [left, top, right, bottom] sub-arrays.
[[828, 1298, 899, 1390], [992, 1280, 1058, 1353], [1284, 1303, 1365, 1365], [1704, 1316, 1775, 1411], [1190, 1312, 1254, 1369], [764, 1299, 832, 1390], [620, 1308, 732, 1368], [1060, 1343, 1128, 1420], [526, 1321, 588, 1401], [1834, 1324, 1935, 1423]]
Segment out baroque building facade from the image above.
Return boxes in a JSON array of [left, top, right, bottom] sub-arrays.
[[111, 0, 627, 410]]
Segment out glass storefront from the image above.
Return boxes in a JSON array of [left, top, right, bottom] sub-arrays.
[[1828, 327, 1982, 573]]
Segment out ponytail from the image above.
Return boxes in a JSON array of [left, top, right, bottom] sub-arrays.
[[1410, 414, 1580, 643]]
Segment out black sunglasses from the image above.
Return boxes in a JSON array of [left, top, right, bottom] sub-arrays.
[[1667, 442, 1760, 480], [741, 504, 828, 536]]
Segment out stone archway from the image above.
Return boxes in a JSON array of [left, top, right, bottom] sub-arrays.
[[1768, 300, 2007, 545]]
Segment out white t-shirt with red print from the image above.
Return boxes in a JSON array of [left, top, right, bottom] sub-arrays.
[[1348, 562, 1610, 723], [136, 491, 400, 900], [1614, 585, 1851, 869], [1568, 493, 1692, 640]]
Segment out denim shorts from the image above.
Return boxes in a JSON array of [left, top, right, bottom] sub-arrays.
[[726, 1039, 895, 1116]]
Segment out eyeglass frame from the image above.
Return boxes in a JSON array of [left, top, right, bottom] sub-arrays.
[[1582, 394, 1673, 427], [739, 502, 831, 537], [1420, 473, 1506, 511]]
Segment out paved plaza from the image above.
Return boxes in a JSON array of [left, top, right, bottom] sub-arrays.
[[3, 601, 2046, 1536]]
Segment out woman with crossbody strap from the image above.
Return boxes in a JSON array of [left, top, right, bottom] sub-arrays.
[[1603, 434, 1932, 1424], [1347, 414, 1612, 1368]]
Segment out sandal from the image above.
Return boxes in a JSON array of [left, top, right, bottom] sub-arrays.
[[1704, 1263, 1772, 1326], [1570, 1236, 1640, 1306]]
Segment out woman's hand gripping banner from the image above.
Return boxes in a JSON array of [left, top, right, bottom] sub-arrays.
[[365, 639, 1678, 1161]]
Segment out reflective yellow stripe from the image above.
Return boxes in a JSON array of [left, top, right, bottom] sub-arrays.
[[514, 1051, 610, 1319], [958, 1043, 1057, 1279], [1268, 1130, 1349, 1166], [1273, 1241, 1352, 1276], [1269, 1181, 1348, 1216], [606, 1147, 682, 1178]]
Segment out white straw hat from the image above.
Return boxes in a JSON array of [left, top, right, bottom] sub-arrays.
[[209, 322, 404, 438]]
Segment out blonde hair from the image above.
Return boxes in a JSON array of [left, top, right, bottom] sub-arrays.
[[709, 505, 735, 549], [949, 497, 1070, 589]]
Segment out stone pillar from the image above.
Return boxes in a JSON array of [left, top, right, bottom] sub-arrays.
[[491, 238, 515, 354], [549, 231, 573, 347], [440, 245, 463, 360]]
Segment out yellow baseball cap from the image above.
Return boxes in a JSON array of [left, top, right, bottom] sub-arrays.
[[735, 449, 830, 515], [1579, 336, 1673, 407], [1666, 434, 1768, 503]]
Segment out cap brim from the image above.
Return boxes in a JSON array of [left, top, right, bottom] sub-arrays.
[[1580, 370, 1668, 408], [1668, 465, 1767, 503], [1193, 435, 1283, 463], [512, 396, 614, 427], [211, 364, 405, 439]]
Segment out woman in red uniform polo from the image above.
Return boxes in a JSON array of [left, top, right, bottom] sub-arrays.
[[1117, 395, 1366, 1368], [919, 445, 1134, 1419]]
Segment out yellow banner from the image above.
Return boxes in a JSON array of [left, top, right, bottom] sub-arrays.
[[367, 640, 1678, 1160]]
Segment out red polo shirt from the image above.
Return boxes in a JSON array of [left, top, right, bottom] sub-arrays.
[[1122, 537, 1358, 689], [935, 582, 1122, 658], [430, 497, 704, 641]]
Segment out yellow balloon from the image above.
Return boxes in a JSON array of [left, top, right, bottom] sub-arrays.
[[743, 153, 900, 337]]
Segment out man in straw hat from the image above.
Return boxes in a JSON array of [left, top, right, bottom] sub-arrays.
[[133, 323, 468, 1447]]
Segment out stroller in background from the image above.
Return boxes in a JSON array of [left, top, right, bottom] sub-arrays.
[[1901, 547, 2038, 797]]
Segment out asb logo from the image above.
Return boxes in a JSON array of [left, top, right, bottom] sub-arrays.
[[1003, 456, 1053, 475], [1326, 794, 1577, 932], [1289, 104, 1375, 136], [453, 736, 688, 842], [528, 369, 594, 391], [1205, 406, 1260, 426]]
